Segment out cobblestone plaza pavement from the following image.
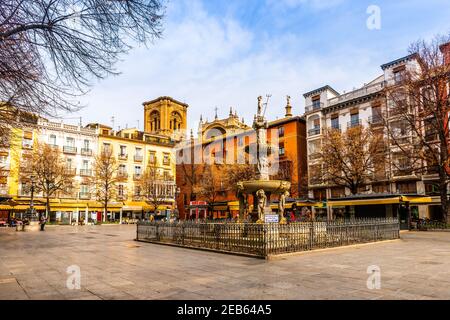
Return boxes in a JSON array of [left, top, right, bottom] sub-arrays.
[[0, 225, 449, 300]]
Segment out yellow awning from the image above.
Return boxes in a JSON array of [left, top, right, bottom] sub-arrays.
[[12, 205, 46, 210], [0, 205, 13, 210], [401, 196, 433, 204], [328, 197, 402, 206]]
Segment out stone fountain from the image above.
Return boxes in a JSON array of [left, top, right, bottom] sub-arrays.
[[237, 96, 291, 224]]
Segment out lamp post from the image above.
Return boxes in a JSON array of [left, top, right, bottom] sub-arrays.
[[174, 186, 181, 220], [29, 175, 37, 221]]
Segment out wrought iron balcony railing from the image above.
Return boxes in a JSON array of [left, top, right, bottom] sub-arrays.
[[63, 146, 77, 154], [305, 102, 324, 113], [80, 169, 92, 177], [308, 127, 321, 137], [347, 120, 362, 128], [81, 148, 93, 156], [79, 192, 91, 200], [134, 155, 143, 162]]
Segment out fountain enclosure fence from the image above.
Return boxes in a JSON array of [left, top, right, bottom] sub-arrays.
[[136, 218, 400, 258]]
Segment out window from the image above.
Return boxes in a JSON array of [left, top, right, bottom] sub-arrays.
[[83, 140, 90, 150], [49, 134, 57, 146], [102, 129, 109, 135], [135, 148, 142, 157], [103, 143, 111, 153], [279, 142, 285, 157], [135, 166, 142, 175], [163, 153, 170, 165], [119, 145, 127, 156], [331, 116, 339, 130], [118, 185, 124, 196], [312, 96, 321, 109], [149, 151, 156, 164], [66, 137, 75, 147], [164, 171, 170, 181], [238, 137, 244, 147], [134, 186, 141, 196], [66, 158, 73, 169], [313, 118, 320, 129], [82, 160, 89, 170], [0, 153, 7, 164], [278, 126, 285, 138], [80, 185, 89, 194], [350, 112, 359, 126], [397, 182, 417, 194], [393, 66, 406, 84]]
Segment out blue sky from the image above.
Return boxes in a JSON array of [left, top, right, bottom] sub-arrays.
[[61, 0, 450, 131]]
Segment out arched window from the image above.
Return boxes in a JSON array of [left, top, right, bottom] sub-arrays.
[[149, 111, 160, 132], [170, 111, 182, 131]]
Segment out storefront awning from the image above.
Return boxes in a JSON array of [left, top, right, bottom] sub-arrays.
[[328, 195, 433, 206], [401, 196, 433, 204]]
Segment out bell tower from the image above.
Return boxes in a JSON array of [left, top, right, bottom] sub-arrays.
[[143, 96, 188, 141]]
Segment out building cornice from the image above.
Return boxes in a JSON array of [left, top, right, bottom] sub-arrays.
[[142, 96, 189, 108]]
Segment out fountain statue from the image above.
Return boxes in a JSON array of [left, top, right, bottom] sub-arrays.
[[237, 96, 291, 223]]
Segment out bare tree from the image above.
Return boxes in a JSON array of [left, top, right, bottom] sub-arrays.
[[93, 148, 118, 222], [0, 0, 165, 130], [224, 163, 256, 194], [139, 161, 173, 215], [21, 142, 75, 218], [383, 35, 450, 223], [320, 126, 386, 195], [193, 165, 224, 215]]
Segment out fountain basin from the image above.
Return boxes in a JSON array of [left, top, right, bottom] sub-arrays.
[[239, 180, 291, 194]]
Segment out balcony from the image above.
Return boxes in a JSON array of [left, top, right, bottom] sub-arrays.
[[22, 142, 33, 149], [48, 144, 59, 151], [305, 102, 324, 113], [347, 120, 362, 129], [81, 148, 93, 156], [63, 146, 77, 154], [393, 167, 413, 177], [118, 153, 128, 161], [308, 127, 321, 137], [308, 153, 322, 161], [117, 194, 128, 201], [330, 124, 341, 132], [79, 192, 91, 200], [134, 155, 143, 162], [133, 173, 143, 181], [80, 169, 92, 177], [368, 115, 383, 126], [65, 168, 77, 176], [117, 172, 128, 180], [329, 81, 385, 107]]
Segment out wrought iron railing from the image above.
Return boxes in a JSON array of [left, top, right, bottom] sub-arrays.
[[136, 218, 400, 258], [415, 219, 450, 230]]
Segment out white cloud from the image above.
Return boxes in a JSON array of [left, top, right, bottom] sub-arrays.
[[65, 0, 381, 132]]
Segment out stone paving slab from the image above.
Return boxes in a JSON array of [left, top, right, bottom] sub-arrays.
[[1, 225, 450, 300]]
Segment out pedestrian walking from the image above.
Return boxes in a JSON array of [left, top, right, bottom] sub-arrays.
[[40, 215, 47, 231]]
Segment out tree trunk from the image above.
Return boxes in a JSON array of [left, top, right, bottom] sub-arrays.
[[46, 195, 50, 219], [439, 171, 448, 223]]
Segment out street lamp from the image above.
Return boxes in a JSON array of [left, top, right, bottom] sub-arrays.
[[29, 175, 37, 222]]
